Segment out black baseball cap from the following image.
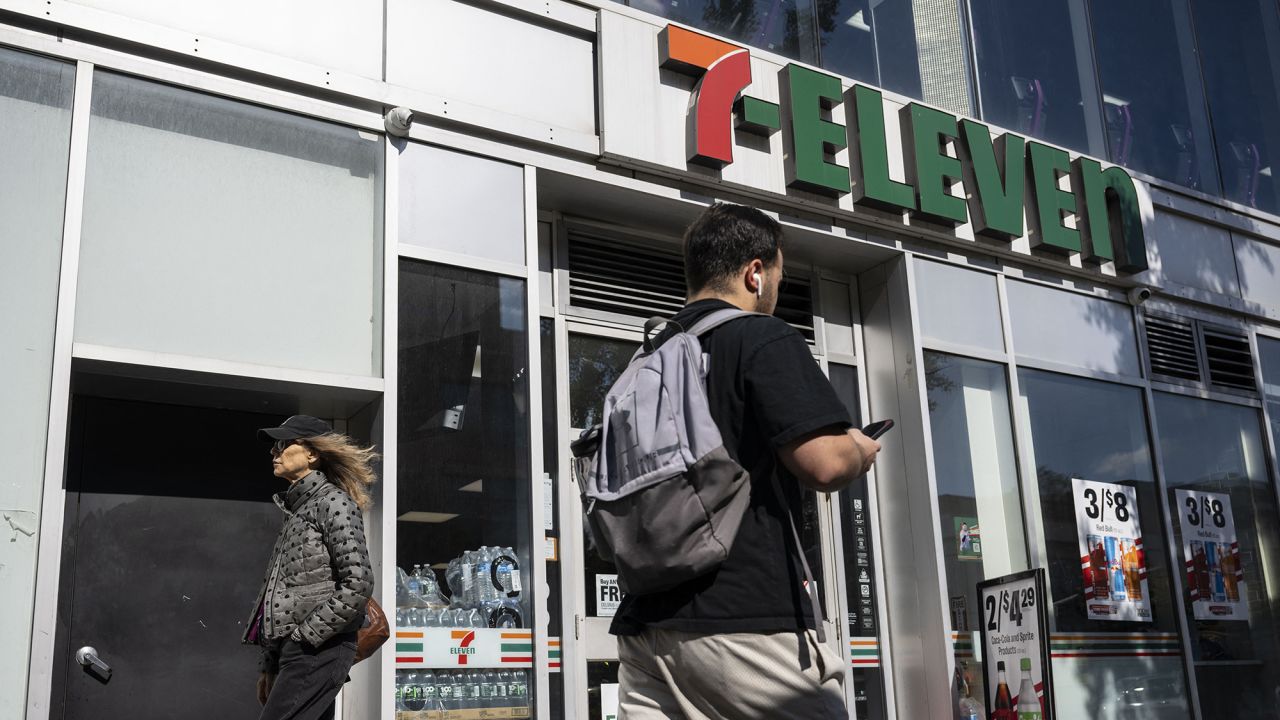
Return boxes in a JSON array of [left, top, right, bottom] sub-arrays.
[[257, 415, 332, 442]]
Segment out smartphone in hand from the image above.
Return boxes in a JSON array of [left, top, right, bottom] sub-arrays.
[[861, 419, 895, 440]]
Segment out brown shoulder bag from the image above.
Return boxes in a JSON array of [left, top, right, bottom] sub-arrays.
[[354, 597, 390, 663]]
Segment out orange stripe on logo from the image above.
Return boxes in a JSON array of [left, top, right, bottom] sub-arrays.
[[659, 25, 741, 72]]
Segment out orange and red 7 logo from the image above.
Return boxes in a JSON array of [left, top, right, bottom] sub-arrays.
[[659, 26, 780, 169]]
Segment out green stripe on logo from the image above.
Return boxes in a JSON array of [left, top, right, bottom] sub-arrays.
[[501, 643, 534, 653], [396, 643, 423, 652]]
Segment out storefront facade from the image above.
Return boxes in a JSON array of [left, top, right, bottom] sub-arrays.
[[5, 1, 1280, 719]]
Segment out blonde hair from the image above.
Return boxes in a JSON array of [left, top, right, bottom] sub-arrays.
[[301, 433, 380, 511]]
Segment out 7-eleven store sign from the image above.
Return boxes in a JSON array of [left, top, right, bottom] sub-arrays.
[[395, 628, 534, 668]]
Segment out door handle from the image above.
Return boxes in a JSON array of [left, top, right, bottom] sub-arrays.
[[75, 646, 113, 684]]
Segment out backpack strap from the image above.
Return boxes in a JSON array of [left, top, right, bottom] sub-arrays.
[[686, 307, 765, 337], [769, 472, 828, 644]]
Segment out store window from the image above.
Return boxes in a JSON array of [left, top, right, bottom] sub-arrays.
[[817, 0, 923, 101], [75, 72, 383, 377], [968, 0, 1098, 154], [925, 353, 1026, 707], [1188, 0, 1280, 212], [1087, 0, 1217, 194], [1263, 337, 1280, 450], [1017, 369, 1192, 719], [0, 45, 74, 720], [568, 333, 635, 717], [1153, 393, 1280, 720], [612, 0, 819, 63], [396, 261, 535, 715]]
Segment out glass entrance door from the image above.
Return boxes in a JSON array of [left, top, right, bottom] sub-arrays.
[[564, 329, 639, 720]]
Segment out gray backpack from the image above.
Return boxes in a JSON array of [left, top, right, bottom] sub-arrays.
[[571, 308, 825, 637]]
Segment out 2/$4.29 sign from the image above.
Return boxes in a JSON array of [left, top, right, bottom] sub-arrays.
[[658, 25, 1148, 274]]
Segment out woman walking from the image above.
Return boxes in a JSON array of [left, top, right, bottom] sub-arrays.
[[243, 415, 377, 720]]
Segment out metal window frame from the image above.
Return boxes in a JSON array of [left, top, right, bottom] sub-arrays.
[[24, 58, 93, 720]]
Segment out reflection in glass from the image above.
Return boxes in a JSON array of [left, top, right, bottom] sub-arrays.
[[831, 364, 889, 720], [397, 261, 535, 712], [817, 0, 922, 101], [925, 354, 1025, 707], [1189, 0, 1280, 212], [568, 335, 639, 432], [0, 45, 74, 720], [1018, 369, 1192, 719], [968, 0, 1098, 154], [1154, 393, 1280, 720], [1088, 0, 1217, 193], [618, 0, 818, 62]]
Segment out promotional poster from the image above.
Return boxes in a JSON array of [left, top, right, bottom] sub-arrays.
[[1072, 478, 1153, 622], [1174, 489, 1248, 621], [957, 517, 983, 561], [977, 569, 1053, 720]]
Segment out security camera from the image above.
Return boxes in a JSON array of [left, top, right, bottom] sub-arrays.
[[1127, 286, 1152, 306], [384, 107, 414, 138]]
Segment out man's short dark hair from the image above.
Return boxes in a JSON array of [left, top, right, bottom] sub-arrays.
[[683, 203, 784, 294]]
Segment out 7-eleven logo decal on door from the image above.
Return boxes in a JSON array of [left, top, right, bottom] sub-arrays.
[[450, 629, 477, 665]]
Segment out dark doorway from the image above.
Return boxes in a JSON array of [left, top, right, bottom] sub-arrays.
[[50, 395, 292, 719]]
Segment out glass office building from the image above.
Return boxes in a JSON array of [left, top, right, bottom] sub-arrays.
[[6, 0, 1280, 718]]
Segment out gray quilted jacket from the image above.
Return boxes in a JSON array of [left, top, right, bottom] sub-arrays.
[[243, 470, 374, 673]]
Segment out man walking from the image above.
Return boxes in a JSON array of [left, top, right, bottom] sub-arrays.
[[612, 203, 881, 720]]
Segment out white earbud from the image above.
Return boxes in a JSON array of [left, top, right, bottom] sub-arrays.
[[753, 272, 763, 297]]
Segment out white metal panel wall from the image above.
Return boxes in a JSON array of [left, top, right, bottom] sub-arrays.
[[1148, 210, 1241, 297], [63, 0, 383, 78], [386, 0, 597, 137]]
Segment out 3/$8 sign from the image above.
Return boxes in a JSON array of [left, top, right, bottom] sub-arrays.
[[658, 25, 1148, 274]]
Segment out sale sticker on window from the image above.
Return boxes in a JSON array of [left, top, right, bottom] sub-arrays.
[[1175, 489, 1247, 621], [1072, 478, 1152, 622]]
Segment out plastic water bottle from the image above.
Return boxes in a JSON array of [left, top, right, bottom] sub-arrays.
[[470, 669, 487, 708], [460, 551, 478, 607], [401, 671, 426, 712], [446, 558, 463, 605], [394, 669, 408, 710], [419, 670, 438, 711], [512, 669, 528, 708], [438, 671, 457, 710], [496, 547, 521, 597], [478, 666, 496, 707], [473, 547, 493, 603], [395, 607, 410, 627], [407, 564, 424, 598], [487, 669, 508, 708]]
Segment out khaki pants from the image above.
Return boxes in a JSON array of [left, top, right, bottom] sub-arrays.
[[617, 628, 848, 720]]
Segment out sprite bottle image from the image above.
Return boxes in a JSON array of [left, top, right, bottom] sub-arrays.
[[1017, 657, 1042, 719]]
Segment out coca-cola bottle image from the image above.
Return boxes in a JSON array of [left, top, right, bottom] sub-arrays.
[[993, 661, 1017, 720], [1192, 541, 1210, 601]]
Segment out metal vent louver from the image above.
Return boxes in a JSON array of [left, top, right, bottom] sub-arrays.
[[1144, 314, 1200, 383], [1203, 328, 1256, 392], [566, 227, 816, 343]]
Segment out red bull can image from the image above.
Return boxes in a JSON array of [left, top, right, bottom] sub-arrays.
[[1106, 536, 1127, 602], [1088, 534, 1109, 600]]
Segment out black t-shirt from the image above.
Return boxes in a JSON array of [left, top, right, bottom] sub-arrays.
[[609, 299, 853, 635]]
